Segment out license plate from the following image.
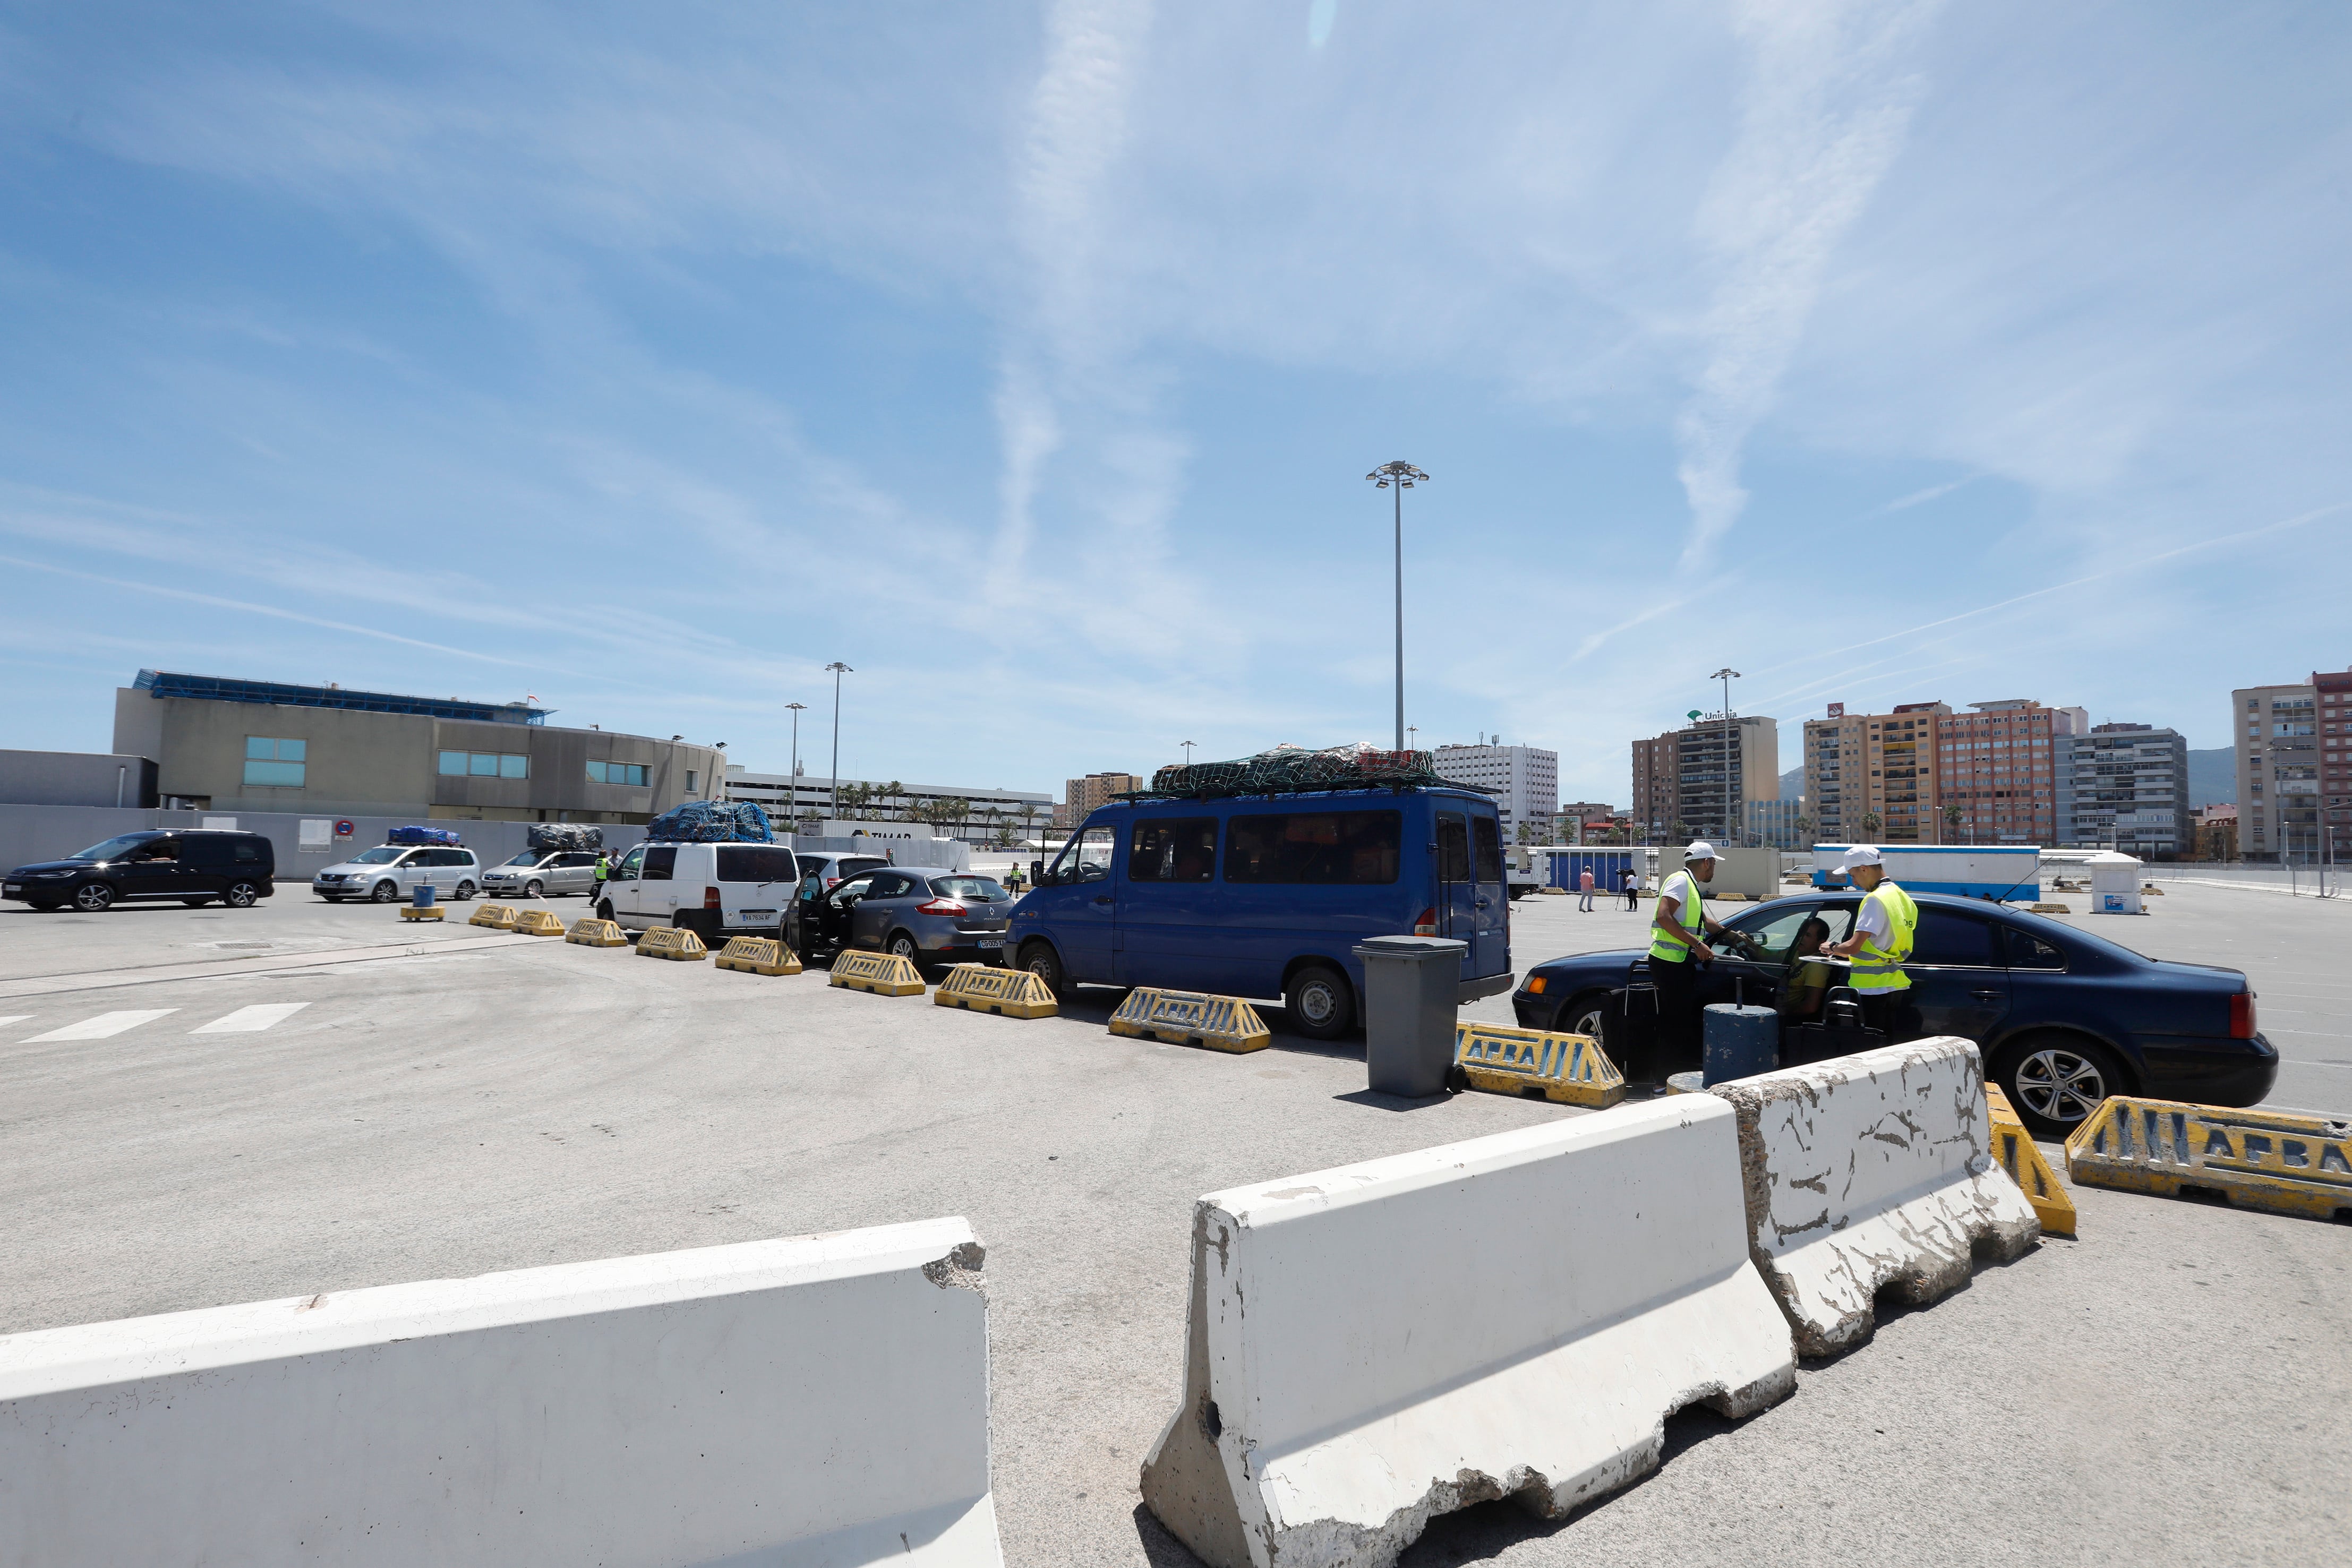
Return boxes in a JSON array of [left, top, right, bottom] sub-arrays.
[[978, 937, 1005, 949], [741, 909, 776, 924]]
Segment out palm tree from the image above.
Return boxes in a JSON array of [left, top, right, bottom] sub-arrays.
[[881, 781, 906, 821], [1861, 810, 1884, 839], [1942, 803, 1963, 843]]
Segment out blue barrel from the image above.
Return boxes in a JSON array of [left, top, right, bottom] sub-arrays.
[[413, 882, 437, 910], [1703, 1003, 1779, 1085]]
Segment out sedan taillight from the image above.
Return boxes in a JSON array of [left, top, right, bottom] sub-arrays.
[[2231, 990, 2256, 1039], [1413, 906, 1438, 936], [917, 898, 968, 916]]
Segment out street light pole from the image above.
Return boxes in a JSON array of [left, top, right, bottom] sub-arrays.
[[1182, 740, 1195, 768], [825, 663, 853, 819], [1710, 668, 1741, 845], [1366, 461, 1429, 752], [784, 702, 806, 827]]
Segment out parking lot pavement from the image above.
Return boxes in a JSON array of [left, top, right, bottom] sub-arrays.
[[2, 886, 2346, 1564]]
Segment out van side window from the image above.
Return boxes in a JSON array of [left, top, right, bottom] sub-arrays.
[[1436, 817, 1470, 882], [233, 841, 263, 862], [1225, 811, 1401, 885], [642, 847, 677, 881], [1473, 817, 1503, 885], [1130, 819, 1216, 882], [715, 846, 798, 884]]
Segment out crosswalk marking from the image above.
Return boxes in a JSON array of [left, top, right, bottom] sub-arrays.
[[25, 1009, 178, 1042], [192, 1003, 311, 1035]]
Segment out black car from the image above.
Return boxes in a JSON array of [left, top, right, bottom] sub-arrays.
[[1513, 890, 2276, 1139], [3, 829, 277, 912]]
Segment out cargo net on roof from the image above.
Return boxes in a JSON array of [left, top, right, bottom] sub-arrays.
[[1139, 744, 1468, 799]]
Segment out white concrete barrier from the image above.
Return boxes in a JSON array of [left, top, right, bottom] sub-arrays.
[[1139, 1098, 1794, 1568], [0, 1219, 1000, 1567], [1707, 1035, 2040, 1358]]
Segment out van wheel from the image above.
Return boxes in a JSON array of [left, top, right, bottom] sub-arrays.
[[1286, 964, 1356, 1041], [597, 899, 615, 922], [74, 883, 115, 912], [1018, 940, 1067, 1000], [370, 880, 399, 903], [223, 882, 260, 909], [454, 881, 477, 901]]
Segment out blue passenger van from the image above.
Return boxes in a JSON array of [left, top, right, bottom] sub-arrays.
[[1008, 785, 1514, 1039]]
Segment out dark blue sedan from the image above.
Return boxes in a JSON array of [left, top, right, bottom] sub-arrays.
[[1511, 890, 2276, 1138]]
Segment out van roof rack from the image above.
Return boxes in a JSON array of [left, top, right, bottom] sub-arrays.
[[1110, 778, 1494, 804]]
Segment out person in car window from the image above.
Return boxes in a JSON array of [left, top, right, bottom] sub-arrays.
[[1780, 916, 1834, 1021]]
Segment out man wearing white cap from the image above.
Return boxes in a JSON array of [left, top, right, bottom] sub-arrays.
[[1819, 844, 1920, 1040], [1647, 839, 1731, 1071]]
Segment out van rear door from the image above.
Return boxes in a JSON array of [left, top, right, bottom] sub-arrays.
[[1434, 810, 1476, 978], [1470, 815, 1509, 975]]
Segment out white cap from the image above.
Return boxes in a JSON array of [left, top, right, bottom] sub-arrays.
[[1684, 840, 1718, 861], [1837, 844, 1885, 871]]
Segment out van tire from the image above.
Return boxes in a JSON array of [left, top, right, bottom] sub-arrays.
[[454, 881, 476, 902], [370, 880, 399, 903], [1018, 940, 1068, 1000], [74, 883, 115, 912], [224, 882, 260, 909], [598, 898, 615, 922], [1286, 963, 1356, 1041]]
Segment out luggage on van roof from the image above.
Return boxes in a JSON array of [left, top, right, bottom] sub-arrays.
[[1145, 743, 1460, 800], [387, 825, 465, 846], [527, 823, 603, 852], [644, 800, 773, 843]]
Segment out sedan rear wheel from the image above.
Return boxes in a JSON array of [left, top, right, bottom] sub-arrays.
[[73, 882, 115, 912], [1999, 1034, 2128, 1141]]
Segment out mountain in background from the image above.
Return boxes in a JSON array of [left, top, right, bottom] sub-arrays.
[[1774, 751, 2236, 808]]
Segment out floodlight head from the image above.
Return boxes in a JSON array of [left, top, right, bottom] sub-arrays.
[[1365, 460, 1430, 490]]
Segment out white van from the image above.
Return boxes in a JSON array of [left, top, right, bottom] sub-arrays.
[[597, 842, 800, 944], [312, 845, 483, 903]]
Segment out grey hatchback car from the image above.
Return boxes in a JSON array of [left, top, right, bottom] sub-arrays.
[[792, 867, 1016, 972]]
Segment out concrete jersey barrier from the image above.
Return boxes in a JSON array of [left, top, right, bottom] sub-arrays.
[[0, 1220, 1003, 1566], [1139, 1098, 1795, 1568], [1706, 1036, 2039, 1357]]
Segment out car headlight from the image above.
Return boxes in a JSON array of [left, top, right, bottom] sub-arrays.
[[36, 870, 71, 879]]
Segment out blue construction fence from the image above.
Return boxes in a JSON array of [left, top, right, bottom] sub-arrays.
[[1547, 851, 1639, 893]]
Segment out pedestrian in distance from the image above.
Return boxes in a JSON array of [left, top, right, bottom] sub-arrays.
[[591, 851, 609, 907], [1648, 841, 1734, 1076], [1621, 867, 1639, 911], [1578, 866, 1596, 911], [1816, 844, 1920, 1043]]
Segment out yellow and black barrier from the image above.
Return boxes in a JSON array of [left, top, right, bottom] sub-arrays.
[[1452, 1024, 1625, 1108], [512, 909, 567, 937], [715, 936, 803, 976], [1108, 988, 1271, 1053], [566, 918, 629, 947], [1986, 1085, 2077, 1237], [828, 950, 927, 996], [397, 904, 443, 921], [2066, 1096, 2351, 1223], [468, 904, 518, 930], [636, 926, 708, 962], [934, 964, 1057, 1018]]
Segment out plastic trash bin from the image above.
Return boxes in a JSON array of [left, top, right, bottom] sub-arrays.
[[1354, 935, 1467, 1098], [1703, 1003, 1779, 1085], [412, 882, 437, 910]]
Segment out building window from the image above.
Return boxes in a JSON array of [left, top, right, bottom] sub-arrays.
[[686, 769, 699, 795], [439, 751, 528, 778], [587, 761, 649, 787], [243, 736, 306, 787]]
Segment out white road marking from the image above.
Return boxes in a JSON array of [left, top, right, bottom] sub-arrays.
[[26, 1009, 178, 1042], [192, 1003, 312, 1035], [0, 1015, 31, 1031]]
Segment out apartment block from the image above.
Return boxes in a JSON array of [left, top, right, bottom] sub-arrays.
[[1803, 701, 1949, 844], [2238, 664, 2351, 862], [1054, 771, 1145, 831], [1628, 716, 1776, 844], [2053, 724, 2189, 858], [1432, 743, 1559, 841], [1934, 700, 2063, 845]]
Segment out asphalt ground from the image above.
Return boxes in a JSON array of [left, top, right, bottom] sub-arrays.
[[1, 881, 2346, 1563]]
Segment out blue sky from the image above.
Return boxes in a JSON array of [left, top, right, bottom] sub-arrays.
[[2, 2, 2346, 806]]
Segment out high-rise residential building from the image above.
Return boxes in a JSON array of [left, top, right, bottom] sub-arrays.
[[2052, 724, 2189, 858], [2237, 664, 2350, 862], [1627, 715, 1777, 844], [1055, 772, 1144, 831], [1803, 701, 1950, 844], [1432, 743, 1559, 841], [1803, 697, 2066, 845]]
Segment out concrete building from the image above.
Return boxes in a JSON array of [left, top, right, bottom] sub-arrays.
[[2191, 802, 2238, 862], [723, 768, 1050, 844], [1628, 718, 1776, 844], [2236, 664, 2349, 862], [1, 750, 158, 809], [1804, 697, 2067, 846], [110, 669, 719, 826], [1746, 797, 1807, 851], [1055, 772, 1145, 831], [2054, 724, 2190, 858], [1935, 700, 2067, 846], [1431, 743, 1559, 841]]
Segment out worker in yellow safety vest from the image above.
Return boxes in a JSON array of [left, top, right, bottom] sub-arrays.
[[1818, 844, 1920, 1042], [1647, 839, 1732, 1074]]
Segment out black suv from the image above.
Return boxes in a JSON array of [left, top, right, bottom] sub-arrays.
[[4, 830, 277, 912]]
